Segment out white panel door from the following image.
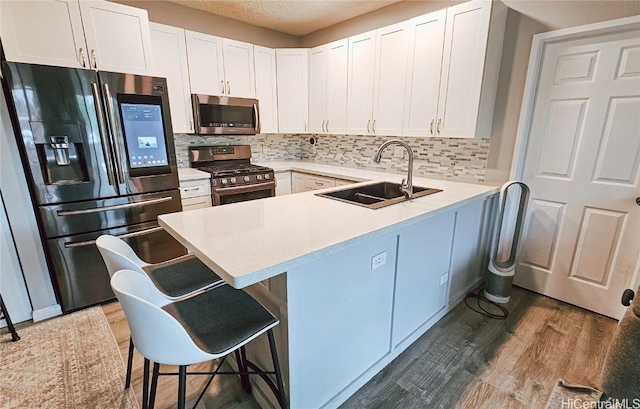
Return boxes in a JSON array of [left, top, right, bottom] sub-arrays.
[[254, 46, 279, 133], [150, 23, 193, 133], [326, 39, 349, 135], [347, 31, 376, 135], [308, 45, 329, 134], [372, 22, 409, 137], [517, 28, 640, 319], [79, 1, 153, 75], [276, 49, 309, 133], [222, 39, 255, 98], [402, 10, 446, 137], [436, 0, 491, 138], [0, 0, 88, 69], [185, 31, 225, 96]]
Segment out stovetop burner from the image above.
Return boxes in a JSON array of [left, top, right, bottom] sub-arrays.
[[198, 163, 273, 177]]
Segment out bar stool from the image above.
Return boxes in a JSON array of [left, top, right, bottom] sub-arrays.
[[111, 269, 288, 409], [96, 235, 225, 390], [0, 294, 20, 342]]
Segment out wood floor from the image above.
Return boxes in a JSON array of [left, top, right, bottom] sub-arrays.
[[102, 286, 617, 409]]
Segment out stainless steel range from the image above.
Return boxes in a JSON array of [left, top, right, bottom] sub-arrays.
[[189, 145, 275, 205]]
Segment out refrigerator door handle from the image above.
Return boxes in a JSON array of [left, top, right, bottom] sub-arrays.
[[102, 83, 125, 184], [91, 83, 116, 186], [63, 226, 165, 248], [56, 196, 173, 216]]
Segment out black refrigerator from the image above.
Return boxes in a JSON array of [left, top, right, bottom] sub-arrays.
[[3, 62, 186, 312]]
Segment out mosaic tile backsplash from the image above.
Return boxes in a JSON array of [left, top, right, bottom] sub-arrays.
[[173, 133, 490, 182]]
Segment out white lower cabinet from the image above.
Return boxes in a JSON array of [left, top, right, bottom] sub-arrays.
[[274, 171, 291, 196], [290, 172, 339, 193], [392, 212, 455, 346], [179, 178, 212, 211]]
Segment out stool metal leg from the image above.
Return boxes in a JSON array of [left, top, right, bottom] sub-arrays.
[[142, 358, 150, 409], [125, 336, 134, 389], [0, 295, 20, 342], [237, 347, 251, 394], [149, 362, 160, 409], [268, 329, 288, 409], [178, 365, 187, 409]]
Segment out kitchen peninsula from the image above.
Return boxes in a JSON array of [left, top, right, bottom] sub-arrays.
[[159, 166, 499, 409]]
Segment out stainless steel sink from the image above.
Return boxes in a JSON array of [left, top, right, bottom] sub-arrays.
[[316, 182, 442, 209]]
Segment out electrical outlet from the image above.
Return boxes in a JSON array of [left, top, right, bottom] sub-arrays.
[[371, 252, 386, 270], [393, 147, 404, 158], [440, 272, 449, 285]]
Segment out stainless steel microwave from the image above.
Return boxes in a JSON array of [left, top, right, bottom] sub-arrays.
[[192, 94, 260, 135]]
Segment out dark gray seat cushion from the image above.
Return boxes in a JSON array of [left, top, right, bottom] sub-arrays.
[[143, 255, 223, 298], [162, 285, 277, 355]]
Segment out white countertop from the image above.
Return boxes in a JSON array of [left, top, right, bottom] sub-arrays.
[[178, 168, 211, 181], [161, 162, 499, 289]]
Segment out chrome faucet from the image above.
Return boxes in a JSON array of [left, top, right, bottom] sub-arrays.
[[373, 139, 414, 199]]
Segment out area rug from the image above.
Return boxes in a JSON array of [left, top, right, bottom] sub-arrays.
[[0, 306, 138, 409], [546, 379, 603, 409]]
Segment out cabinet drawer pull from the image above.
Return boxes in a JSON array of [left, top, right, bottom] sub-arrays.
[[315, 181, 323, 186], [182, 187, 201, 192]]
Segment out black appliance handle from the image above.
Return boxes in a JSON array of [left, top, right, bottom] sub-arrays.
[[56, 196, 173, 216], [63, 226, 164, 248], [253, 103, 260, 133], [91, 83, 115, 186], [102, 83, 125, 184]]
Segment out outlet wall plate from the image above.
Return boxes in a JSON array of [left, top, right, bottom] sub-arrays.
[[440, 272, 449, 285], [393, 147, 404, 158], [371, 251, 386, 270]]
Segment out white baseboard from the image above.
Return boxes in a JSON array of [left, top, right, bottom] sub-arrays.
[[32, 304, 62, 322]]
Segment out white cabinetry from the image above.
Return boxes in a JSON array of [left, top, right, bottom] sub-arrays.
[[254, 46, 279, 133], [179, 179, 212, 211], [275, 171, 292, 196], [309, 39, 349, 134], [186, 32, 255, 98], [150, 23, 193, 133], [291, 172, 336, 193], [392, 212, 455, 346], [402, 10, 446, 137], [276, 49, 309, 133], [347, 22, 409, 136], [1, 0, 153, 75], [433, 0, 506, 138]]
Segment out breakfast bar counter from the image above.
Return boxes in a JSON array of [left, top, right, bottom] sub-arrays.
[[158, 164, 499, 409]]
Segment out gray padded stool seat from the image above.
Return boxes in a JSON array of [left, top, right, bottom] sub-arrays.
[[144, 255, 223, 298]]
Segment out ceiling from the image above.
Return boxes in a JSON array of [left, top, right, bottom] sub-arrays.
[[164, 0, 405, 36]]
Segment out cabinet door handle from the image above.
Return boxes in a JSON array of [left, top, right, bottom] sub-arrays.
[[189, 117, 193, 131], [226, 81, 230, 95], [315, 181, 323, 186], [430, 119, 434, 135], [326, 120, 329, 133], [304, 121, 307, 132], [220, 80, 225, 94], [372, 119, 376, 133], [79, 48, 86, 68], [91, 49, 98, 69], [437, 118, 442, 134], [367, 119, 371, 133], [322, 120, 326, 132]]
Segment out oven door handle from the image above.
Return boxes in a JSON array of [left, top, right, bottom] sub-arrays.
[[63, 226, 165, 248], [215, 181, 276, 195]]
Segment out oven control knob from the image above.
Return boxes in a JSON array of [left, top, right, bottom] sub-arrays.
[[230, 177, 236, 183], [243, 176, 250, 182], [257, 175, 263, 180], [265, 174, 270, 180], [220, 179, 227, 185]]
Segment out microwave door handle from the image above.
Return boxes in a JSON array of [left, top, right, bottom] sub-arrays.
[[253, 103, 260, 133], [102, 83, 125, 184], [91, 83, 115, 186]]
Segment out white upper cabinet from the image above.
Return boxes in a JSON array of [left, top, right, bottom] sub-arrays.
[[185, 32, 255, 98], [185, 31, 225, 96], [435, 0, 506, 138], [347, 23, 409, 137], [254, 46, 279, 133], [149, 23, 193, 134], [372, 22, 409, 136], [276, 49, 309, 134], [308, 39, 348, 135], [402, 10, 447, 137], [1, 0, 153, 75], [222, 39, 256, 98], [346, 31, 376, 135]]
